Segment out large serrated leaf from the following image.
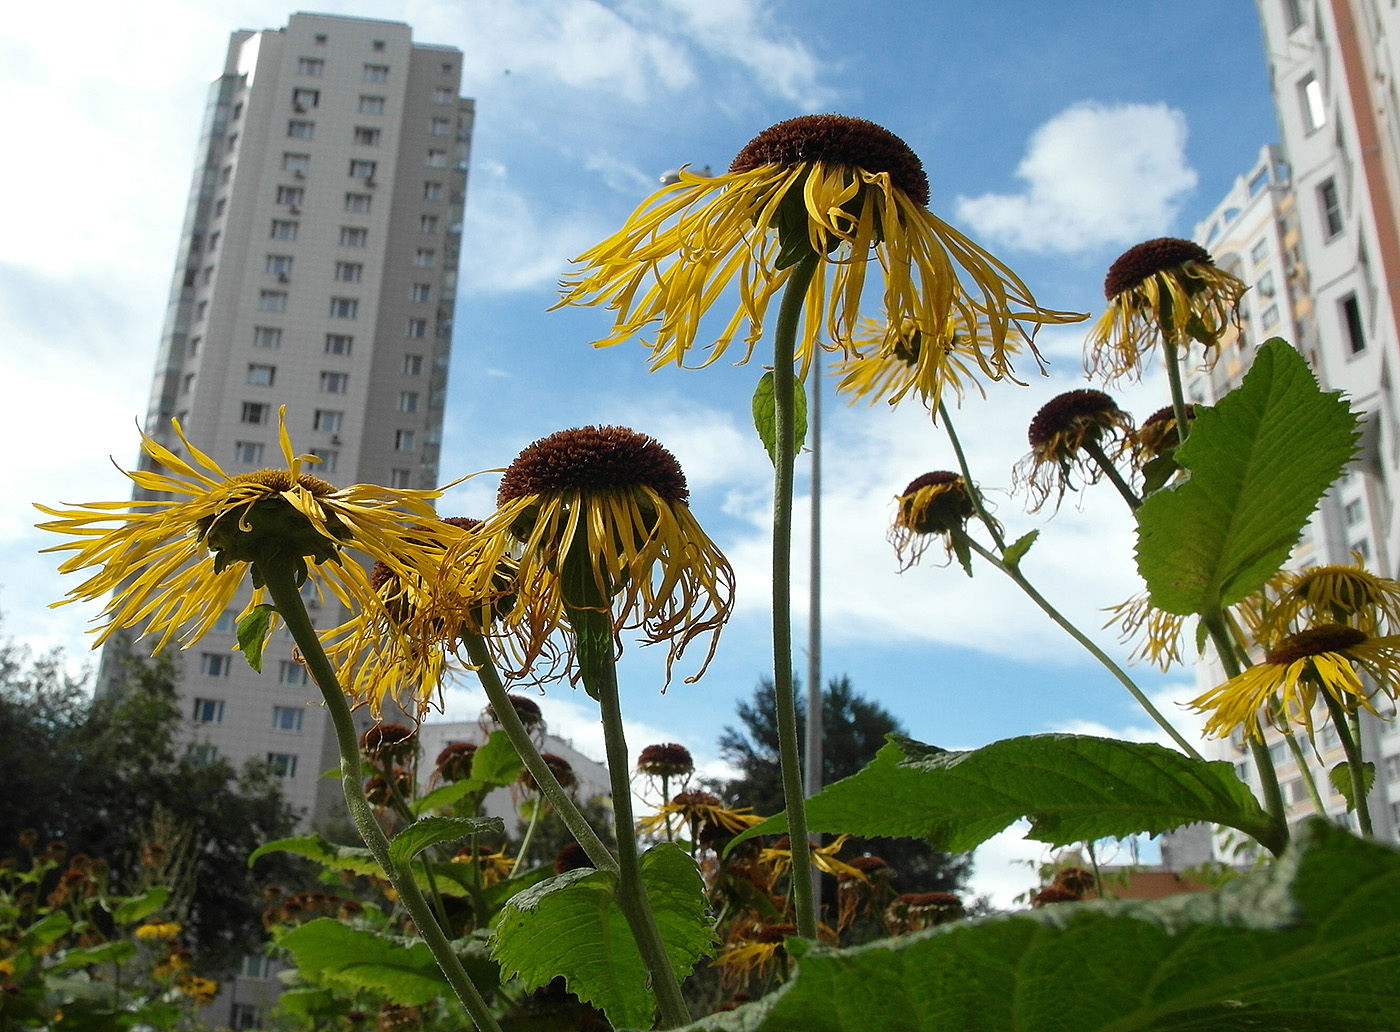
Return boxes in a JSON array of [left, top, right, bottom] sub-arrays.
[[492, 843, 715, 1030], [731, 734, 1274, 854], [387, 816, 503, 867], [1136, 339, 1358, 616], [471, 729, 526, 789], [751, 372, 808, 465], [111, 886, 171, 924], [277, 918, 497, 1006], [248, 833, 471, 897], [680, 822, 1400, 1032]]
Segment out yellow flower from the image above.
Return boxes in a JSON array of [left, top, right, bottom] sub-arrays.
[[759, 834, 865, 880], [451, 845, 515, 886], [176, 974, 218, 1007], [834, 314, 1021, 411], [888, 471, 980, 570], [637, 790, 761, 839], [1012, 389, 1133, 512], [36, 409, 447, 655], [133, 921, 182, 941], [714, 924, 794, 988], [1191, 625, 1400, 740], [451, 426, 734, 686], [1130, 403, 1195, 471], [1105, 592, 1189, 672], [1259, 559, 1400, 639], [558, 114, 1083, 378], [1087, 237, 1246, 383]]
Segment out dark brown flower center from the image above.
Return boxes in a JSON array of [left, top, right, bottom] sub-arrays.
[[637, 742, 694, 775], [730, 115, 930, 208], [1103, 238, 1213, 300], [497, 426, 688, 505], [230, 469, 335, 496], [1027, 390, 1123, 448], [673, 790, 721, 808], [1265, 624, 1368, 665], [901, 470, 961, 497]]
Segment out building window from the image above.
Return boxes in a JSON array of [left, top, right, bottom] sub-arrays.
[[207, 231, 220, 251], [414, 249, 435, 268], [320, 371, 350, 394], [200, 653, 231, 677], [433, 86, 453, 104], [335, 262, 363, 282], [1386, 754, 1400, 782], [329, 297, 358, 319], [283, 152, 310, 173], [1354, 538, 1372, 560], [390, 468, 412, 488], [195, 300, 207, 322], [258, 290, 287, 312], [325, 333, 354, 355], [272, 705, 304, 732], [345, 192, 372, 213], [188, 335, 202, 356], [1318, 177, 1344, 238], [1284, 0, 1305, 31], [200, 266, 215, 286], [411, 283, 431, 302], [1299, 73, 1326, 133], [309, 448, 339, 472], [292, 87, 320, 109], [235, 441, 265, 464], [373, 39, 386, 52], [232, 102, 243, 121], [188, 744, 220, 765], [276, 185, 304, 207], [215, 610, 238, 633], [192, 698, 224, 723], [181, 372, 195, 394], [363, 64, 390, 83], [247, 364, 276, 386], [359, 95, 386, 114], [441, 62, 454, 74], [430, 117, 451, 137], [1344, 498, 1365, 525], [287, 120, 315, 140], [265, 254, 294, 276], [279, 659, 310, 685], [214, 198, 226, 217], [420, 215, 439, 234], [403, 354, 423, 375], [395, 429, 416, 451], [349, 159, 377, 180], [253, 326, 282, 348], [226, 132, 239, 154], [241, 401, 270, 424], [219, 165, 232, 186], [339, 226, 368, 247], [241, 955, 274, 980], [354, 126, 381, 146], [314, 409, 343, 432], [1340, 293, 1366, 353], [426, 150, 447, 168], [399, 391, 420, 413], [1261, 304, 1279, 330], [297, 57, 324, 76], [1250, 238, 1268, 265], [407, 318, 427, 338], [267, 753, 299, 778], [424, 181, 443, 201], [271, 219, 299, 240]]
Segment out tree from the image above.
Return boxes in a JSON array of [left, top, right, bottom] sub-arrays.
[[717, 676, 972, 897], [0, 627, 300, 973]]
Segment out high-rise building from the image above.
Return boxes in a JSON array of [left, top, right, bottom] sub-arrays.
[[106, 13, 473, 834]]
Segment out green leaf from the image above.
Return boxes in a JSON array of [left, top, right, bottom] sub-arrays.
[[751, 372, 808, 465], [22, 910, 72, 949], [1329, 761, 1376, 811], [471, 730, 526, 789], [249, 833, 469, 897], [410, 780, 478, 816], [274, 986, 339, 1017], [680, 821, 1400, 1032], [236, 604, 277, 673], [731, 734, 1274, 854], [492, 843, 715, 1030], [1136, 338, 1358, 616], [111, 886, 171, 924], [387, 816, 503, 867], [48, 940, 138, 972], [1001, 530, 1038, 569], [1139, 453, 1180, 496]]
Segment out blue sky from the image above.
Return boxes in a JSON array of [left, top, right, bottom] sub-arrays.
[[0, 0, 1278, 901]]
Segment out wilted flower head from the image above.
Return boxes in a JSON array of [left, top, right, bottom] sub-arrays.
[[1013, 389, 1132, 512], [1259, 560, 1400, 639], [520, 752, 577, 793], [637, 742, 695, 778], [484, 694, 543, 730], [1131, 403, 1195, 470], [360, 722, 418, 765], [1086, 238, 1245, 382], [433, 741, 478, 783], [558, 114, 1082, 377], [884, 891, 965, 931], [889, 471, 979, 570]]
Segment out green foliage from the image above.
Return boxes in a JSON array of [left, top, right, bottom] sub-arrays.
[[681, 822, 1400, 1031], [388, 816, 505, 867], [752, 371, 808, 464], [236, 603, 276, 672], [1330, 761, 1376, 811], [735, 733, 1274, 853], [1136, 339, 1358, 616], [493, 844, 716, 1029]]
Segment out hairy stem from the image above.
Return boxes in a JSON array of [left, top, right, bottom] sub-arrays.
[[1282, 730, 1327, 816], [939, 402, 1007, 552], [1163, 342, 1192, 448], [1323, 692, 1374, 836], [1081, 438, 1141, 511]]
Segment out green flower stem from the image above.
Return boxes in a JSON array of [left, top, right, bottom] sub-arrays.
[[939, 402, 1007, 552], [963, 534, 1204, 761], [258, 560, 503, 1032], [1081, 438, 1141, 511], [1202, 612, 1288, 854], [1323, 692, 1374, 835], [771, 251, 821, 940], [459, 632, 617, 875], [515, 798, 544, 868], [1163, 343, 1192, 448], [382, 771, 454, 930], [660, 773, 675, 845], [962, 537, 1205, 762], [584, 654, 692, 1029], [1282, 730, 1327, 816]]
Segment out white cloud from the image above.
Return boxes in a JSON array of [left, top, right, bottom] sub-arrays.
[[965, 823, 1044, 909], [955, 101, 1198, 254]]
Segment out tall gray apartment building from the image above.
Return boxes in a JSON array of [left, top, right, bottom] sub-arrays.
[[115, 13, 473, 831]]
